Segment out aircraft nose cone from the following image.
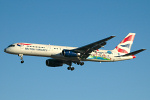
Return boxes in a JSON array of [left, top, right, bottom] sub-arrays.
[[4, 48, 6, 52]]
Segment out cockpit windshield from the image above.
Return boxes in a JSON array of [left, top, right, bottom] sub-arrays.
[[8, 44, 15, 47]]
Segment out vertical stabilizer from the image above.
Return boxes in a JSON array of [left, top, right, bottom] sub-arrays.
[[113, 33, 136, 54]]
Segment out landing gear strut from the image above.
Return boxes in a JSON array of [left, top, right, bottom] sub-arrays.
[[18, 54, 24, 63]]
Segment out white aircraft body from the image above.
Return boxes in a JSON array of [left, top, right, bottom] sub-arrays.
[[4, 33, 146, 71]]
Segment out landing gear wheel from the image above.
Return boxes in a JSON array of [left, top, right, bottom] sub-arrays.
[[71, 67, 75, 71], [21, 61, 24, 63], [67, 67, 71, 70], [80, 62, 84, 66], [18, 54, 24, 64]]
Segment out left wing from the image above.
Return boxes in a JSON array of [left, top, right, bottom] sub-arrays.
[[73, 36, 115, 58]]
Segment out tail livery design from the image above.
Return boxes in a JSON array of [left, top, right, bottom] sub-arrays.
[[114, 33, 135, 54]]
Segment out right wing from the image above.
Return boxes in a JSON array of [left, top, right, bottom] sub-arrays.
[[73, 36, 115, 58]]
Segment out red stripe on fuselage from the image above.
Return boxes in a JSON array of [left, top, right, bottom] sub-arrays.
[[17, 43, 32, 45]]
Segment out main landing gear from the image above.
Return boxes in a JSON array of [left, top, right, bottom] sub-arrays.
[[67, 66, 75, 71], [18, 54, 24, 63], [74, 62, 84, 66], [67, 62, 75, 71], [67, 61, 84, 71]]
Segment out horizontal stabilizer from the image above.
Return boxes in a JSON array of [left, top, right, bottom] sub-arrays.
[[122, 49, 146, 56]]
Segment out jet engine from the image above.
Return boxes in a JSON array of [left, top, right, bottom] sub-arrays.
[[46, 59, 63, 67], [62, 50, 80, 57]]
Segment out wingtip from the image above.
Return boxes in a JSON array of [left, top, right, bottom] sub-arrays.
[[111, 36, 116, 38], [142, 49, 146, 51]]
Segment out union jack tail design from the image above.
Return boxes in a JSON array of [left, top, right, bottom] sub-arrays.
[[114, 33, 136, 54]]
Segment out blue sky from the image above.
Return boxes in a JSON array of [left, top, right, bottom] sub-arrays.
[[0, 0, 150, 100]]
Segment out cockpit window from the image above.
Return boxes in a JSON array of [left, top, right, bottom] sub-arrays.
[[8, 44, 15, 47]]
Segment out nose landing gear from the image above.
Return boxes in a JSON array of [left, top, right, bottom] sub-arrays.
[[21, 60, 24, 63], [18, 54, 24, 63]]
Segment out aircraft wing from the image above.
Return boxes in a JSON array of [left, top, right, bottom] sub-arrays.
[[73, 36, 115, 58]]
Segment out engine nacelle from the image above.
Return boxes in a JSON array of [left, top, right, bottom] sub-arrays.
[[62, 50, 80, 57], [46, 59, 63, 67]]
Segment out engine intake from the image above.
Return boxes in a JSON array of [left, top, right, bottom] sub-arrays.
[[62, 50, 80, 57], [46, 59, 63, 67]]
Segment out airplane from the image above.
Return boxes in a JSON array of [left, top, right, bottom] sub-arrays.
[[4, 33, 146, 71]]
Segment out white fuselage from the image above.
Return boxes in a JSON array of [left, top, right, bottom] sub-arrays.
[[4, 43, 135, 62]]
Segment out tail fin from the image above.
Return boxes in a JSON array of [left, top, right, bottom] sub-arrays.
[[114, 33, 136, 54]]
